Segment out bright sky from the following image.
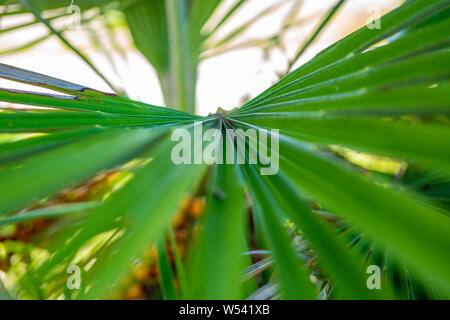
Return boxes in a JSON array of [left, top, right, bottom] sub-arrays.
[[0, 0, 398, 115]]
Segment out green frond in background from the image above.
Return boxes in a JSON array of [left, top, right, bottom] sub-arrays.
[[0, 0, 449, 300]]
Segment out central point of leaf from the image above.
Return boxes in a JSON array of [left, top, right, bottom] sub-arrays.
[[208, 107, 233, 118]]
